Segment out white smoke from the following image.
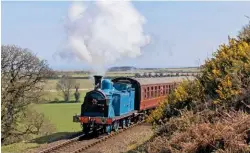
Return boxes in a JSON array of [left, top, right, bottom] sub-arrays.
[[60, 1, 150, 75]]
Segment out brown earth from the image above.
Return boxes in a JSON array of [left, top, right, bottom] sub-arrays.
[[28, 123, 153, 153], [83, 123, 153, 153]]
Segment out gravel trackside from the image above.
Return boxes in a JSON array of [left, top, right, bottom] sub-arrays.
[[83, 123, 153, 153]]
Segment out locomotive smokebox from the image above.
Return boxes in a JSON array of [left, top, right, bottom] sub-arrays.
[[94, 75, 103, 89]]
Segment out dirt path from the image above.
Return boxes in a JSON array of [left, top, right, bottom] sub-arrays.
[[83, 123, 153, 153]]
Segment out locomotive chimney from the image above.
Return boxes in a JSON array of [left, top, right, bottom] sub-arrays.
[[94, 75, 103, 89]]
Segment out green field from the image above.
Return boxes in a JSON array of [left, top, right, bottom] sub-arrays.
[[2, 102, 83, 153], [38, 90, 88, 132], [44, 79, 94, 90], [35, 103, 82, 132]]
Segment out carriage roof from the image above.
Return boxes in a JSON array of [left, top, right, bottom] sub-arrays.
[[133, 76, 195, 85]]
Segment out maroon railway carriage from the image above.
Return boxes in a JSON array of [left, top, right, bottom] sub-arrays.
[[112, 77, 181, 112]]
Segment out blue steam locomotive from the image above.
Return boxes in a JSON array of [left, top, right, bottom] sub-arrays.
[[74, 75, 137, 134]]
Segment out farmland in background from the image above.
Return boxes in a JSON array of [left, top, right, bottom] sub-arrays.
[[41, 90, 88, 103], [45, 67, 200, 90], [44, 79, 93, 90]]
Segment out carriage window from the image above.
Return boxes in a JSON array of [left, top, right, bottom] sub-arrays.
[[144, 88, 147, 99], [163, 85, 165, 95], [166, 85, 170, 94], [157, 86, 158, 96], [155, 86, 157, 97], [147, 87, 150, 98], [151, 87, 154, 97]]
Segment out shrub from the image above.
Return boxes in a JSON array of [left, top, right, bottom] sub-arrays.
[[147, 80, 205, 124], [148, 38, 250, 124], [199, 38, 250, 111], [54, 98, 59, 103], [3, 108, 56, 144], [145, 111, 250, 153]]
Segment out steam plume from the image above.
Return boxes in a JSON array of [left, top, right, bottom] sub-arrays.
[[61, 1, 150, 75]]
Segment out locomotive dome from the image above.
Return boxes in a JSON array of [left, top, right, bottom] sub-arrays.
[[102, 79, 113, 90]]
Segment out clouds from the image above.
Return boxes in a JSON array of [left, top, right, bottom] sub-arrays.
[[60, 1, 150, 75]]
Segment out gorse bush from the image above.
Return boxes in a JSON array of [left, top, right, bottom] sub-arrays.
[[148, 38, 250, 124], [200, 38, 250, 108], [147, 80, 205, 123]]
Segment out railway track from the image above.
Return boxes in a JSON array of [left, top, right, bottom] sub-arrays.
[[38, 120, 145, 153]]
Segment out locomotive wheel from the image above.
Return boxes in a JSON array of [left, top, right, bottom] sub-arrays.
[[113, 121, 119, 132], [121, 120, 126, 128], [126, 118, 131, 127], [138, 114, 145, 121], [105, 125, 112, 134], [93, 128, 100, 137], [83, 124, 90, 134]]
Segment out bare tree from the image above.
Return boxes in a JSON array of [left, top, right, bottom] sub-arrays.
[[56, 75, 76, 102], [74, 83, 81, 102], [1, 45, 52, 144]]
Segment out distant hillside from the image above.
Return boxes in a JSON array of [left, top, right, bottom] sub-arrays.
[[108, 66, 137, 71]]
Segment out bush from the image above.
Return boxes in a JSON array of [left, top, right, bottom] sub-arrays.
[[200, 38, 250, 108], [147, 80, 205, 124], [148, 38, 250, 124], [144, 111, 250, 153], [3, 108, 56, 145], [54, 98, 59, 103]]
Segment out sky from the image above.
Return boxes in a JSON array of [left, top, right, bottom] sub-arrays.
[[2, 1, 250, 71]]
